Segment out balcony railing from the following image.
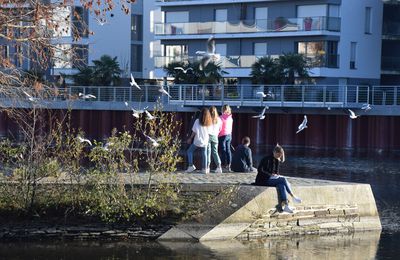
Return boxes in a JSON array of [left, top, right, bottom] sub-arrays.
[[155, 16, 340, 36], [1, 85, 399, 112], [154, 54, 339, 69]]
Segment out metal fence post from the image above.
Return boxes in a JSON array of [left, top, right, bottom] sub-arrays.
[[202, 84, 205, 106], [113, 87, 116, 102], [323, 86, 326, 107], [240, 85, 244, 106], [221, 84, 225, 106], [356, 85, 359, 104], [301, 85, 305, 107], [281, 85, 284, 107], [394, 86, 398, 106], [372, 86, 375, 105], [145, 85, 148, 103]]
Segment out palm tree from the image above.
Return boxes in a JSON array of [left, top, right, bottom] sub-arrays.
[[195, 61, 228, 84], [71, 66, 94, 86], [277, 53, 310, 84], [164, 61, 198, 84], [92, 55, 122, 86], [250, 56, 280, 84]]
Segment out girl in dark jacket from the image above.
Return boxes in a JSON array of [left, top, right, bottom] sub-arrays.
[[255, 144, 302, 213]]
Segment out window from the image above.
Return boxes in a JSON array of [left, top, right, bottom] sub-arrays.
[[215, 44, 227, 56], [254, 42, 267, 57], [215, 9, 227, 22], [255, 7, 268, 30], [131, 44, 143, 72], [73, 6, 88, 38], [53, 44, 72, 69], [14, 45, 22, 67], [72, 44, 88, 68], [365, 7, 372, 34], [350, 42, 357, 69], [297, 41, 326, 67], [53, 6, 71, 37], [131, 15, 143, 41], [165, 45, 187, 57], [165, 11, 189, 23]]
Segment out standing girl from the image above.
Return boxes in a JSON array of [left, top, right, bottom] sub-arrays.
[[186, 108, 212, 174], [207, 106, 222, 173], [218, 104, 233, 172]]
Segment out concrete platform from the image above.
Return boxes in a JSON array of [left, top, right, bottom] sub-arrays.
[[157, 175, 381, 241]]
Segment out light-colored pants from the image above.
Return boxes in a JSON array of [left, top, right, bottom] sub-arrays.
[[207, 135, 221, 168]]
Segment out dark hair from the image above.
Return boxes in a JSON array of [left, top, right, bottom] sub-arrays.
[[199, 108, 212, 127], [273, 143, 285, 162], [242, 136, 250, 145]]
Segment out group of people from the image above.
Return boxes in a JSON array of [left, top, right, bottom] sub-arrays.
[[185, 104, 302, 213]]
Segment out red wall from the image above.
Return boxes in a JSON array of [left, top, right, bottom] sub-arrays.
[[1, 110, 399, 150]]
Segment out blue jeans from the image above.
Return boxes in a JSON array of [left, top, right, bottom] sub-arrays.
[[207, 135, 221, 168], [218, 134, 232, 166], [266, 176, 293, 203], [187, 144, 208, 170]]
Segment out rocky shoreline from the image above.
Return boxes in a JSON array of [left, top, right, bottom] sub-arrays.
[[0, 224, 171, 241]]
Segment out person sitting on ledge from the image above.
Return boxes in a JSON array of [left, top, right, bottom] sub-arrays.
[[255, 144, 302, 213], [231, 136, 257, 173]]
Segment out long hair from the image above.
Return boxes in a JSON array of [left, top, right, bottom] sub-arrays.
[[221, 104, 231, 115], [209, 106, 219, 124], [274, 143, 285, 163], [199, 108, 212, 127]]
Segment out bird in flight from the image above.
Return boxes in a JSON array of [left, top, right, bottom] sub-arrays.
[[296, 115, 308, 134], [196, 36, 220, 70], [144, 134, 160, 147], [256, 91, 266, 98], [22, 90, 39, 102], [158, 86, 171, 98], [174, 67, 193, 74], [77, 136, 92, 146], [78, 93, 96, 100], [144, 110, 156, 120], [361, 103, 372, 111], [252, 106, 269, 120], [130, 73, 141, 90], [348, 109, 359, 119]]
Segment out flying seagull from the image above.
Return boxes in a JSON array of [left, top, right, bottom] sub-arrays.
[[77, 136, 92, 146], [130, 73, 141, 90], [348, 109, 359, 119], [158, 86, 171, 98], [196, 36, 220, 70], [22, 90, 39, 102], [361, 103, 372, 111], [144, 134, 160, 147], [252, 106, 269, 120], [78, 93, 96, 100], [256, 91, 266, 98], [174, 67, 193, 74], [144, 109, 156, 120], [296, 115, 308, 134]]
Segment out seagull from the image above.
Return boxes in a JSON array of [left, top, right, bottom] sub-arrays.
[[296, 115, 308, 134], [348, 109, 359, 119], [79, 93, 96, 100], [252, 106, 269, 120], [77, 136, 92, 146], [361, 103, 372, 111], [130, 74, 141, 90], [196, 36, 220, 70], [94, 17, 108, 26], [174, 67, 193, 74], [266, 90, 275, 99], [124, 101, 129, 107], [158, 86, 171, 98], [22, 90, 39, 102], [256, 91, 266, 98], [144, 110, 156, 120], [131, 108, 142, 118], [103, 142, 113, 151], [144, 134, 160, 147]]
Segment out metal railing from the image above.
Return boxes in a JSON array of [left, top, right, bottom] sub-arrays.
[[154, 54, 340, 69], [155, 17, 340, 36], [1, 85, 399, 110]]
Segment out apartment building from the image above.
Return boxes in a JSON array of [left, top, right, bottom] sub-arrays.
[[381, 0, 400, 84], [152, 0, 383, 85]]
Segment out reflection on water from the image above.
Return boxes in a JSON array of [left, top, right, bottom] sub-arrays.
[[1, 149, 399, 259], [0, 232, 381, 260]]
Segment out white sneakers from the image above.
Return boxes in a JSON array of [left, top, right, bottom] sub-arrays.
[[293, 197, 302, 204], [185, 165, 196, 173], [283, 204, 294, 214], [214, 166, 223, 173]]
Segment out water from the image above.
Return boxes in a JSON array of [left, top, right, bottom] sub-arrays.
[[1, 149, 399, 259]]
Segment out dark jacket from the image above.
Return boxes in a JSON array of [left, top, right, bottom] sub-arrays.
[[231, 144, 253, 172], [255, 154, 280, 185]]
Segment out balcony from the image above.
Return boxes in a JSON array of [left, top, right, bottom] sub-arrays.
[[154, 54, 339, 69], [382, 21, 400, 37], [156, 0, 267, 6], [155, 16, 340, 36], [381, 56, 400, 73]]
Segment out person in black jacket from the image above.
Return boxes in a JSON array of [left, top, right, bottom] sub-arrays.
[[255, 144, 302, 213], [231, 137, 257, 173]]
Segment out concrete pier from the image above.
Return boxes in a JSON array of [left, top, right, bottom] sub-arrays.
[[157, 174, 381, 241]]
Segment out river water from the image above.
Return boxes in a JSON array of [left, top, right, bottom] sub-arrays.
[[0, 149, 399, 259]]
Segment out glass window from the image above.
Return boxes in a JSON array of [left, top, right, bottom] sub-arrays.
[[131, 44, 143, 72], [216, 44, 227, 56], [254, 42, 267, 56], [53, 44, 72, 69], [365, 7, 372, 34], [131, 15, 143, 41], [165, 45, 188, 57], [215, 9, 227, 22], [350, 42, 357, 69]]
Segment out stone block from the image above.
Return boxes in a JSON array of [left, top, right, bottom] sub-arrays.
[[318, 223, 344, 229], [344, 208, 359, 215], [328, 209, 345, 215], [314, 210, 329, 217]]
